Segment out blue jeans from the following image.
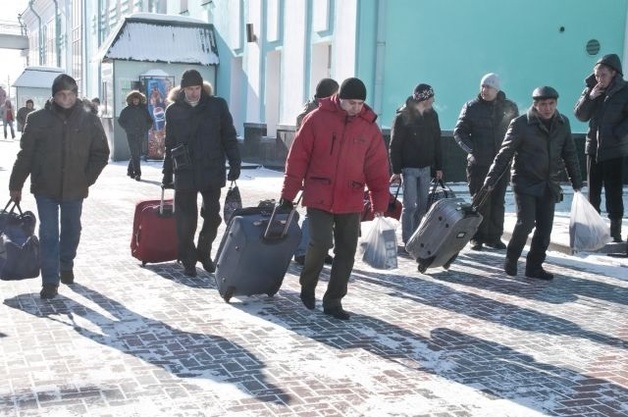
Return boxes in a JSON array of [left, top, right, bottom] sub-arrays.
[[35, 196, 83, 285], [401, 167, 431, 244]]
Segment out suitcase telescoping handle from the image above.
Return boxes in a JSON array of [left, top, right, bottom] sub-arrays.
[[263, 193, 302, 240], [159, 185, 175, 215]]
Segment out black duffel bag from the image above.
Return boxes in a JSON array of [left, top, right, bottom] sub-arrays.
[[427, 178, 456, 209], [0, 201, 40, 281]]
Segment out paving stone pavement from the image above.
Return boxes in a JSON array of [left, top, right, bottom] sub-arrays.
[[1, 138, 628, 417]]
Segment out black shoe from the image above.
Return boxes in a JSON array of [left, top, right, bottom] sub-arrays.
[[300, 290, 316, 310], [183, 264, 197, 277], [60, 270, 74, 285], [470, 241, 483, 251], [40, 284, 59, 299], [127, 172, 135, 179], [485, 240, 507, 250], [525, 268, 554, 280], [323, 306, 350, 320], [504, 259, 517, 276], [324, 254, 334, 265], [201, 259, 216, 273], [294, 255, 305, 265], [135, 175, 141, 181]]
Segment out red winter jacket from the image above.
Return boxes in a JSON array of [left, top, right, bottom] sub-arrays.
[[282, 96, 390, 214]]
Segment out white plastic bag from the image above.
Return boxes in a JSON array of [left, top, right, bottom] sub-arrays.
[[569, 191, 611, 252], [362, 216, 398, 269]]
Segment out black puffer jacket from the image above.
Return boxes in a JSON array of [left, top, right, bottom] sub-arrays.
[[118, 91, 153, 138], [574, 74, 628, 162], [485, 108, 582, 202], [163, 83, 241, 191], [453, 91, 519, 166], [9, 100, 110, 200], [389, 101, 442, 174]]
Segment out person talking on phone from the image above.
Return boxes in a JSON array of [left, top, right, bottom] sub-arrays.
[[574, 53, 628, 243]]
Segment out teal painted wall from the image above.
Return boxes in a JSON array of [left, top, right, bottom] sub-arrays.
[[359, 0, 627, 132]]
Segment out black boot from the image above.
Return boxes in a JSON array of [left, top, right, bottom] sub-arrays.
[[610, 219, 623, 243], [197, 233, 215, 273]]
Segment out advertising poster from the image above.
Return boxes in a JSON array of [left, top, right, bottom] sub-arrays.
[[140, 75, 174, 160]]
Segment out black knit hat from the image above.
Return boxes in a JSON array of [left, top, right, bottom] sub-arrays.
[[338, 77, 367, 101], [180, 69, 204, 88], [51, 74, 78, 96], [412, 84, 434, 102], [595, 53, 623, 75], [315, 78, 339, 99]]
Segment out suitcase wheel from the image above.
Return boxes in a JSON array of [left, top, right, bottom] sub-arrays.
[[267, 282, 282, 298], [223, 286, 235, 303], [443, 253, 458, 270], [417, 263, 428, 274], [142, 261, 147, 267]]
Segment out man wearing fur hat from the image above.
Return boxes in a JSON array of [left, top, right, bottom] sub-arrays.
[[454, 73, 519, 251], [9, 74, 110, 299], [575, 53, 628, 242], [389, 83, 443, 246], [118, 90, 153, 181], [485, 86, 582, 280], [281, 77, 390, 320], [162, 69, 241, 277]]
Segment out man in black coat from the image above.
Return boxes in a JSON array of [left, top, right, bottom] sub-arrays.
[[118, 90, 153, 181], [454, 73, 519, 251], [484, 87, 582, 280], [162, 69, 241, 277], [574, 53, 628, 242]]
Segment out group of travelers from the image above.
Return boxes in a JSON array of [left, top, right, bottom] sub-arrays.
[[6, 54, 627, 319]]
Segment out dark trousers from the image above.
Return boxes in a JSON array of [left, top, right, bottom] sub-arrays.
[[587, 155, 624, 220], [126, 134, 144, 177], [300, 208, 361, 309], [174, 187, 222, 267], [468, 163, 508, 243], [506, 187, 555, 270]]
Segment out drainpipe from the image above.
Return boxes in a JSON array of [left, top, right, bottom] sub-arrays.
[[373, 0, 387, 117], [17, 13, 29, 66], [52, 0, 61, 67], [28, 0, 43, 66]]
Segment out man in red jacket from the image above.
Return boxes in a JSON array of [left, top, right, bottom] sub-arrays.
[[280, 77, 391, 320]]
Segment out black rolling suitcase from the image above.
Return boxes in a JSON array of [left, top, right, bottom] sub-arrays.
[[214, 205, 301, 303], [405, 197, 483, 273]]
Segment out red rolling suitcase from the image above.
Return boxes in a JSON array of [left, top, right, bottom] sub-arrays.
[[131, 187, 178, 266], [214, 205, 301, 303]]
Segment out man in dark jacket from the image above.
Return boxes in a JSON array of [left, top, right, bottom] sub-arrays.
[[293, 78, 339, 265], [281, 77, 390, 320], [118, 90, 153, 181], [389, 83, 443, 245], [16, 99, 35, 132], [9, 74, 110, 299], [574, 53, 628, 242], [454, 73, 519, 250], [162, 69, 241, 277], [484, 86, 582, 280]]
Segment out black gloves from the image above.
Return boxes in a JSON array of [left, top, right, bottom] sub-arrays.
[[279, 198, 294, 210], [227, 166, 240, 181], [162, 173, 174, 189]]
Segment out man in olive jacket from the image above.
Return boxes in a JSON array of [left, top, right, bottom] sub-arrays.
[[574, 53, 628, 242], [9, 74, 110, 299], [162, 69, 241, 277], [484, 86, 582, 280]]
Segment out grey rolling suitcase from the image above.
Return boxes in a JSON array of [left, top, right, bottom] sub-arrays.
[[214, 205, 301, 303], [405, 197, 483, 273]]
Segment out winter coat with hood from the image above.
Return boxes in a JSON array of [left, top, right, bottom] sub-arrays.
[[485, 107, 582, 202], [454, 91, 519, 166], [389, 98, 442, 174], [574, 53, 628, 162], [9, 99, 110, 200], [162, 82, 241, 191], [281, 95, 391, 214], [118, 91, 153, 138]]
